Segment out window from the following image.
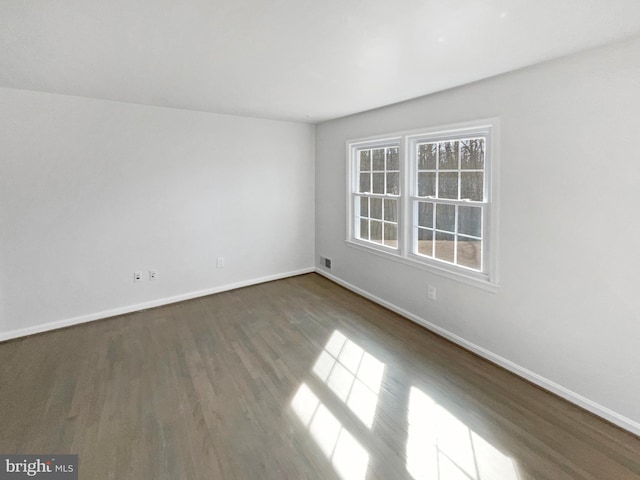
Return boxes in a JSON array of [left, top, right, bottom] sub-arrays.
[[347, 119, 499, 288], [353, 143, 401, 249], [412, 137, 485, 270]]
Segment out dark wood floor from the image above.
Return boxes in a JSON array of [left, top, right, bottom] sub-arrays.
[[1, 273, 639, 479]]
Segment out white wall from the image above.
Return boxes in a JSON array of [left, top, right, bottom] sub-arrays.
[[0, 88, 315, 338], [315, 37, 640, 433]]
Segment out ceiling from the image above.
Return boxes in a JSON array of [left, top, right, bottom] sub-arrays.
[[2, 0, 640, 123]]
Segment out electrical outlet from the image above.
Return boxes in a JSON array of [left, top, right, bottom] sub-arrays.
[[149, 270, 158, 281], [217, 257, 225, 269], [134, 271, 143, 283], [320, 256, 332, 269], [427, 284, 437, 301]]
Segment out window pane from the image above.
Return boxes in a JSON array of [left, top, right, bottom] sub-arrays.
[[438, 141, 459, 169], [372, 173, 384, 194], [457, 236, 481, 270], [359, 173, 370, 193], [371, 220, 382, 243], [435, 232, 455, 262], [384, 199, 397, 222], [359, 197, 369, 218], [418, 172, 436, 197], [438, 172, 458, 199], [372, 149, 385, 170], [458, 205, 482, 237], [359, 219, 369, 240], [370, 198, 382, 219], [461, 172, 483, 201], [350, 128, 492, 277], [386, 147, 399, 170], [359, 150, 371, 171], [418, 143, 437, 170], [386, 172, 399, 195], [384, 223, 398, 248], [435, 203, 455, 232], [418, 202, 433, 228], [417, 228, 433, 257], [461, 139, 484, 169]]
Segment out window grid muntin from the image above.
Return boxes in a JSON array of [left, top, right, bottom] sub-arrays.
[[354, 145, 400, 250], [358, 146, 400, 196], [412, 135, 487, 272], [355, 193, 399, 249], [413, 200, 484, 272], [416, 137, 486, 202], [347, 121, 497, 286]]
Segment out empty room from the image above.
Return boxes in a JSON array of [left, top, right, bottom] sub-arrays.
[[1, 1, 640, 479]]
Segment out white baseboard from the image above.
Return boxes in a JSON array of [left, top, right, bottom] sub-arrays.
[[315, 268, 640, 437], [0, 267, 315, 343]]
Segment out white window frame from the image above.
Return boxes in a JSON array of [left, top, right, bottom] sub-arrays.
[[346, 118, 500, 291], [347, 137, 403, 255]]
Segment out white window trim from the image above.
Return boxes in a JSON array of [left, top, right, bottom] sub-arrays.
[[345, 118, 500, 292], [347, 136, 403, 255]]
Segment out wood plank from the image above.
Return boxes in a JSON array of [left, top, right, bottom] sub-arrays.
[[0, 273, 638, 479]]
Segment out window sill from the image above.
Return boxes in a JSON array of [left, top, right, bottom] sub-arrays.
[[345, 240, 499, 293]]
